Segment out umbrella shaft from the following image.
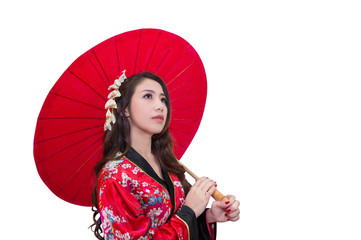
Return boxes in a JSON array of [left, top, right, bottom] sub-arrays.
[[179, 162, 229, 202]]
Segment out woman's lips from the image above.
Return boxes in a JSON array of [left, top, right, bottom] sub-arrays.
[[152, 115, 164, 122]]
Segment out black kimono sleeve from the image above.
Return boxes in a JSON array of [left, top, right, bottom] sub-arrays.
[[197, 208, 217, 240], [179, 206, 217, 240]]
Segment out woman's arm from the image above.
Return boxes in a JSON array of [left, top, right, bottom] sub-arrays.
[[184, 177, 218, 240], [99, 178, 199, 240]]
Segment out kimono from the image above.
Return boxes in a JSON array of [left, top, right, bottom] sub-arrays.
[[97, 147, 216, 240]]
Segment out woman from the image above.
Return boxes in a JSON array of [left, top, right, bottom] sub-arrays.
[[91, 71, 240, 240]]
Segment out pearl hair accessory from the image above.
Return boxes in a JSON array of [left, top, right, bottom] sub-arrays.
[[104, 70, 126, 131]]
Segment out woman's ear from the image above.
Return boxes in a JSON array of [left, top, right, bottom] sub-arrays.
[[124, 107, 130, 118]]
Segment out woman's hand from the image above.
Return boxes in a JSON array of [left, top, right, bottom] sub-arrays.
[[207, 195, 240, 223], [185, 177, 217, 218]]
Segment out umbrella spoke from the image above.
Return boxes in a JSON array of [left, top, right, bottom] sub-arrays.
[[168, 70, 201, 94], [144, 30, 162, 70], [154, 37, 178, 74], [133, 29, 142, 73], [170, 87, 207, 103], [172, 105, 205, 111], [115, 36, 121, 76], [35, 124, 103, 144], [171, 118, 202, 122], [91, 48, 110, 85], [86, 51, 109, 88], [166, 60, 197, 89], [49, 91, 106, 112], [38, 130, 103, 166], [58, 143, 103, 198], [72, 167, 95, 205], [44, 135, 103, 182], [168, 126, 195, 135], [67, 69, 107, 102], [38, 117, 105, 120]]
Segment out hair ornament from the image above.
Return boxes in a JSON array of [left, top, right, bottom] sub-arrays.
[[104, 99, 117, 110], [108, 90, 121, 99], [104, 70, 127, 131]]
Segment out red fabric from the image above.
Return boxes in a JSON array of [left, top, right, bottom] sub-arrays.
[[97, 156, 190, 239], [33, 28, 207, 206]]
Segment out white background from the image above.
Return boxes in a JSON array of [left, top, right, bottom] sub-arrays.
[[1, 0, 361, 239]]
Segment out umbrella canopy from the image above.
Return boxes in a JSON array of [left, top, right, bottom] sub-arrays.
[[34, 28, 207, 207]]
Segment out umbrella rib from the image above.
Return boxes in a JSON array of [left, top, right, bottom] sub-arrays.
[[134, 29, 142, 73], [161, 41, 193, 81], [145, 30, 162, 70], [172, 105, 205, 111], [114, 35, 122, 74], [168, 70, 201, 95], [58, 140, 103, 198], [72, 144, 103, 203], [86, 51, 109, 89], [170, 87, 207, 103], [38, 130, 104, 166], [38, 117, 105, 120], [172, 141, 188, 151], [67, 69, 107, 102], [91, 48, 111, 85], [166, 60, 197, 88], [168, 127, 195, 135], [154, 36, 178, 74], [44, 134, 103, 183], [115, 35, 126, 74], [171, 118, 202, 122], [72, 166, 95, 204], [35, 124, 103, 144], [49, 91, 105, 112]]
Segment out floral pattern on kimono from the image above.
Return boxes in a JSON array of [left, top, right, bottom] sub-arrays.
[[97, 147, 216, 240]]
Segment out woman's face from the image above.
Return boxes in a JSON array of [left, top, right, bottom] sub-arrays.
[[126, 78, 168, 137]]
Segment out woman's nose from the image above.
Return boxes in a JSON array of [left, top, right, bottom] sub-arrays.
[[155, 99, 164, 111]]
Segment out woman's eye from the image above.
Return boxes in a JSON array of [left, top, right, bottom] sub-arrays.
[[144, 93, 152, 99], [161, 98, 168, 104]]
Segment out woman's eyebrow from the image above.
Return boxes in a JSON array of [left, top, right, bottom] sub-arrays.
[[141, 89, 165, 96], [141, 89, 155, 93]]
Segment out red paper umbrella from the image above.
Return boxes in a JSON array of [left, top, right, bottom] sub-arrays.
[[34, 28, 207, 207]]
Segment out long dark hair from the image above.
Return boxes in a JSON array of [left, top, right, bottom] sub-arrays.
[[90, 72, 191, 239]]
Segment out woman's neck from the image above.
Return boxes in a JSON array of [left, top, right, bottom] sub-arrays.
[[129, 130, 163, 180], [130, 130, 153, 160]]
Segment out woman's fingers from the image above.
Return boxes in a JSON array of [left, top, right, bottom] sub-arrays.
[[226, 196, 240, 210], [205, 184, 217, 197], [193, 177, 216, 193], [225, 195, 236, 205], [185, 177, 216, 218], [202, 179, 216, 191], [193, 176, 208, 187], [226, 208, 240, 218], [228, 215, 240, 222], [197, 177, 215, 190], [224, 195, 240, 221]]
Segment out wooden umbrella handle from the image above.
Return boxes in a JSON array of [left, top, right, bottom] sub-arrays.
[[179, 162, 229, 202]]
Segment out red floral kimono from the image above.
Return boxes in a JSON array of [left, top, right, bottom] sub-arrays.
[[97, 147, 216, 240]]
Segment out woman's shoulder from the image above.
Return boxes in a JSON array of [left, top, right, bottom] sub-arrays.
[[97, 155, 146, 194], [98, 157, 132, 182]]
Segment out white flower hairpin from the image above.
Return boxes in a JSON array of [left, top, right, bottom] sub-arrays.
[[104, 70, 126, 131]]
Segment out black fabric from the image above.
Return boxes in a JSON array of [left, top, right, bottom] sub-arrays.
[[125, 147, 176, 218], [124, 147, 216, 239], [177, 207, 217, 240], [125, 148, 167, 188], [162, 169, 176, 222], [176, 205, 199, 240], [197, 209, 217, 240]]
